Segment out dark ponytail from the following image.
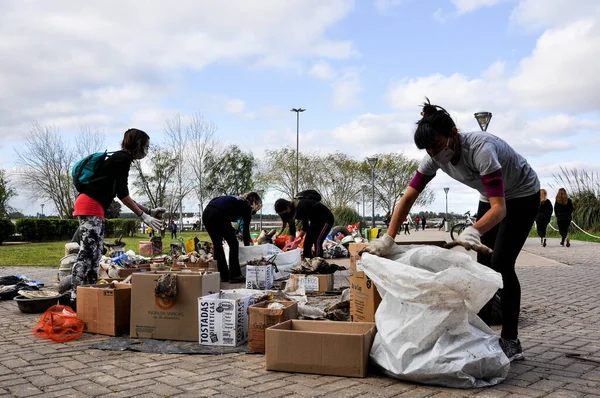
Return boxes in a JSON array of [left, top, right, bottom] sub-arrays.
[[414, 97, 456, 149]]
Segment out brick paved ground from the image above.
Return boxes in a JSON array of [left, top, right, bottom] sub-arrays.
[[1, 236, 599, 397]]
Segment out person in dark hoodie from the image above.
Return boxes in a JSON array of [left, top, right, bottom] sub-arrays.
[[274, 190, 334, 259], [536, 189, 553, 247], [69, 128, 165, 306], [554, 188, 573, 247], [202, 192, 262, 283]]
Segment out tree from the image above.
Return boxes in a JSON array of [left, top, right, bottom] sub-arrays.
[[0, 169, 16, 218], [360, 153, 434, 216], [74, 126, 106, 159], [105, 200, 122, 219], [309, 152, 362, 209], [15, 123, 76, 219], [186, 113, 220, 230], [131, 145, 178, 210], [259, 147, 312, 200], [165, 115, 198, 227], [204, 145, 255, 197]]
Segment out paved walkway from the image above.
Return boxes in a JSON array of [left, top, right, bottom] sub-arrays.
[[1, 232, 599, 397]]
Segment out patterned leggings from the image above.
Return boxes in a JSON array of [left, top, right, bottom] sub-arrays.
[[71, 216, 104, 300]]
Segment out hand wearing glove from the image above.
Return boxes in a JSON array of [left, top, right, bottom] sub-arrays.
[[288, 236, 302, 250], [150, 207, 167, 219], [141, 212, 162, 231], [445, 226, 493, 254], [359, 234, 395, 257]]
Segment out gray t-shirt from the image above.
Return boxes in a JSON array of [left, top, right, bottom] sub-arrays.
[[418, 132, 540, 202]]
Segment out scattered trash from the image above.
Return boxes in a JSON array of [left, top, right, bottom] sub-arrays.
[[289, 257, 346, 274]]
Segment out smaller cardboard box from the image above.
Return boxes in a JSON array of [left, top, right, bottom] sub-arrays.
[[76, 283, 131, 336], [198, 292, 254, 347], [248, 301, 298, 353], [266, 320, 376, 378], [245, 264, 274, 290], [348, 243, 368, 272], [350, 271, 382, 323], [289, 274, 334, 293]]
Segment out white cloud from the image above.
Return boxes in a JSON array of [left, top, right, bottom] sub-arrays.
[[309, 61, 336, 80], [510, 0, 599, 31], [450, 0, 508, 15], [224, 99, 246, 114], [331, 71, 362, 109], [509, 19, 600, 112], [0, 0, 356, 141]]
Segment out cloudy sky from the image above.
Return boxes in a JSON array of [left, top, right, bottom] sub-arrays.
[[1, 0, 599, 216]]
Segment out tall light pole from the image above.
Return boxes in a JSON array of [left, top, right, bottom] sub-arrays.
[[444, 187, 450, 231], [474, 112, 492, 131], [198, 204, 201, 230], [291, 108, 305, 196], [367, 157, 379, 228], [40, 204, 44, 217], [361, 185, 367, 219]]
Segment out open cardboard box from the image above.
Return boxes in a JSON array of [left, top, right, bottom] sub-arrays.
[[76, 282, 131, 336], [265, 320, 376, 378]]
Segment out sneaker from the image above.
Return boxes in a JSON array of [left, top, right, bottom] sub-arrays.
[[560, 241, 564, 246], [543, 238, 547, 247], [566, 238, 571, 247], [499, 337, 524, 362]]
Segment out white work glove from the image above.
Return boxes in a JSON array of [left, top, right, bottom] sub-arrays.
[[141, 213, 162, 231], [150, 207, 167, 219], [445, 226, 493, 255], [360, 234, 395, 257]]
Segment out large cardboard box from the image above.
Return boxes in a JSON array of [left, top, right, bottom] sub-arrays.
[[348, 243, 368, 272], [77, 283, 131, 336], [245, 264, 274, 290], [265, 320, 376, 377], [289, 274, 334, 293], [198, 292, 254, 347], [130, 272, 220, 342], [350, 272, 382, 323], [248, 301, 298, 353], [172, 260, 218, 272]]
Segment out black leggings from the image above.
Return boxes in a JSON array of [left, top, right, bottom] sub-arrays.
[[202, 206, 242, 279], [477, 191, 539, 340], [303, 217, 333, 259], [557, 219, 571, 243], [536, 217, 550, 239]]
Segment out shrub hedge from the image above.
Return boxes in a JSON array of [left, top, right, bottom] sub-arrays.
[[14, 218, 140, 242]]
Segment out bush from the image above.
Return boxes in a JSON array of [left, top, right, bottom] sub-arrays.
[[332, 206, 362, 227], [0, 218, 15, 244], [15, 218, 79, 241]]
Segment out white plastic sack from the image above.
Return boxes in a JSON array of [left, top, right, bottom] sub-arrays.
[[362, 245, 510, 388], [224, 243, 300, 280]]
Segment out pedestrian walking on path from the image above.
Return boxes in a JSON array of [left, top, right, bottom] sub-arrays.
[[554, 188, 573, 247], [363, 98, 540, 362], [536, 189, 553, 247]]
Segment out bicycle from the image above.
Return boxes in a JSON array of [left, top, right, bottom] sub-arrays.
[[450, 211, 476, 240]]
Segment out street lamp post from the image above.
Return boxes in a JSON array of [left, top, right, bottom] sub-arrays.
[[40, 204, 44, 217], [474, 112, 493, 131], [444, 187, 449, 231], [361, 185, 367, 219], [290, 108, 306, 196], [367, 157, 379, 228]]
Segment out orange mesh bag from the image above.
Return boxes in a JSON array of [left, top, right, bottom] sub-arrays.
[[33, 305, 84, 343]]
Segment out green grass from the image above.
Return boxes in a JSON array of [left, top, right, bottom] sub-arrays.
[[0, 231, 211, 267], [528, 227, 600, 243]]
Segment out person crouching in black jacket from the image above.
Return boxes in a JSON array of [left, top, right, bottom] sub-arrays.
[[275, 193, 334, 259]]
